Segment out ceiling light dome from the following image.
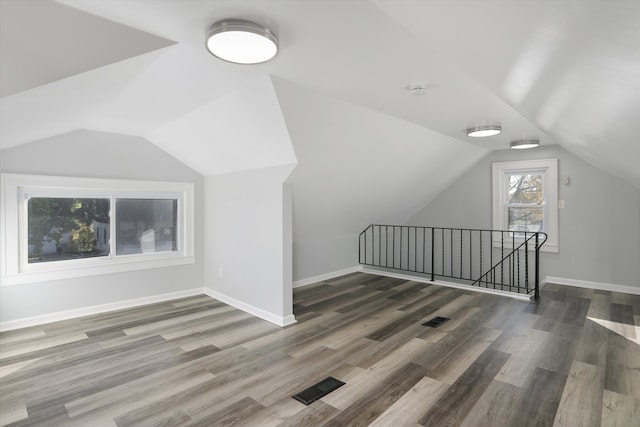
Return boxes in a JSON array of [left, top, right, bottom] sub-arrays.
[[466, 125, 502, 138], [510, 139, 540, 149], [206, 19, 278, 64]]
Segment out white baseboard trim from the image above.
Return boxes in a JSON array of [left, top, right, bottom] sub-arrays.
[[360, 268, 533, 302], [545, 276, 640, 296], [0, 288, 204, 332], [293, 265, 362, 288], [203, 287, 297, 327]]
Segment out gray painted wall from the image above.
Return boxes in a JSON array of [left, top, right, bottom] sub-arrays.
[[406, 145, 640, 289], [0, 129, 205, 322], [293, 235, 359, 280], [204, 165, 295, 322]]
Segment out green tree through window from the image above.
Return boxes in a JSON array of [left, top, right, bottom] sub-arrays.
[[28, 197, 110, 262]]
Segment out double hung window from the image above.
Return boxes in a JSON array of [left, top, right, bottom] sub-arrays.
[[492, 159, 558, 252]]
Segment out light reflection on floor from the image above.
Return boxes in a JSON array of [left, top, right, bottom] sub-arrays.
[[587, 316, 640, 346]]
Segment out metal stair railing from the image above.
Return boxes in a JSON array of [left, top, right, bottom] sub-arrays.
[[358, 224, 547, 299]]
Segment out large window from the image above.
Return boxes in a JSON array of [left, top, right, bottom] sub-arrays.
[[492, 159, 558, 252], [1, 174, 194, 285]]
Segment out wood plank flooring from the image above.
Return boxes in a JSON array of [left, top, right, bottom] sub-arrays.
[[0, 272, 639, 426]]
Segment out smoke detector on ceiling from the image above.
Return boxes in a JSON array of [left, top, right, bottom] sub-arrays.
[[406, 84, 429, 96]]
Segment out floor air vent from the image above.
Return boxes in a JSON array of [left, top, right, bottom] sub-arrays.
[[422, 316, 450, 328], [292, 377, 345, 405]]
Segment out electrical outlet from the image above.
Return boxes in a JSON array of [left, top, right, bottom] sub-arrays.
[[559, 200, 565, 209], [218, 267, 223, 278]]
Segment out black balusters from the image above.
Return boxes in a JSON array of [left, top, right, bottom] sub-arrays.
[[358, 224, 547, 298]]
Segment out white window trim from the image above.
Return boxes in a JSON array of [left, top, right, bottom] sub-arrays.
[[492, 158, 559, 253], [1, 174, 195, 286]]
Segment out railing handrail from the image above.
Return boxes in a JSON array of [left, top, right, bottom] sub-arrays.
[[361, 223, 548, 238], [358, 224, 547, 299]]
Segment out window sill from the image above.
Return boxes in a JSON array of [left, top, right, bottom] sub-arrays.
[[1, 255, 195, 286]]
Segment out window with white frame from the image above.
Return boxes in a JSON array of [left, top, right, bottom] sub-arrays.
[[1, 174, 195, 285], [492, 159, 558, 253]]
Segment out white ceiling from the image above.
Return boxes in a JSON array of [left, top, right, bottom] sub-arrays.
[[275, 77, 486, 241], [374, 0, 640, 189], [0, 1, 638, 195], [0, 0, 175, 97]]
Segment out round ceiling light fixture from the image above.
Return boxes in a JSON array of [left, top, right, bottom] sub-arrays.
[[510, 139, 540, 150], [466, 125, 502, 138], [206, 19, 279, 64]]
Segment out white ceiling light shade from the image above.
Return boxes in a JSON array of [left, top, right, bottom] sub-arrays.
[[510, 139, 540, 149], [206, 19, 278, 64], [466, 125, 502, 137]]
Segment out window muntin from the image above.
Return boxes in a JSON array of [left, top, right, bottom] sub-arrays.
[[1, 174, 195, 286]]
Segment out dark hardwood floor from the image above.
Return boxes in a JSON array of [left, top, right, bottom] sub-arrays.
[[0, 272, 638, 426]]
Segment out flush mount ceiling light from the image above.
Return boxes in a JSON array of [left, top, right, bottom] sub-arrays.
[[466, 125, 502, 138], [206, 19, 278, 64], [510, 139, 540, 150]]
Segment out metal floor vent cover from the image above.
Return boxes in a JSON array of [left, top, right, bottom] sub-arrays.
[[422, 316, 450, 328], [292, 376, 345, 405]]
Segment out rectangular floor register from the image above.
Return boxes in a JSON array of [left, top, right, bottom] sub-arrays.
[[292, 377, 346, 405], [422, 316, 450, 328]]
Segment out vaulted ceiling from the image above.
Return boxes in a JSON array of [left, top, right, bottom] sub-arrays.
[[1, 1, 639, 223]]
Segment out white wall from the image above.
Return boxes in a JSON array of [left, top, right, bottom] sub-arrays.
[[0, 129, 205, 324], [406, 145, 640, 290], [204, 165, 295, 326], [273, 77, 488, 282], [293, 235, 359, 280]]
